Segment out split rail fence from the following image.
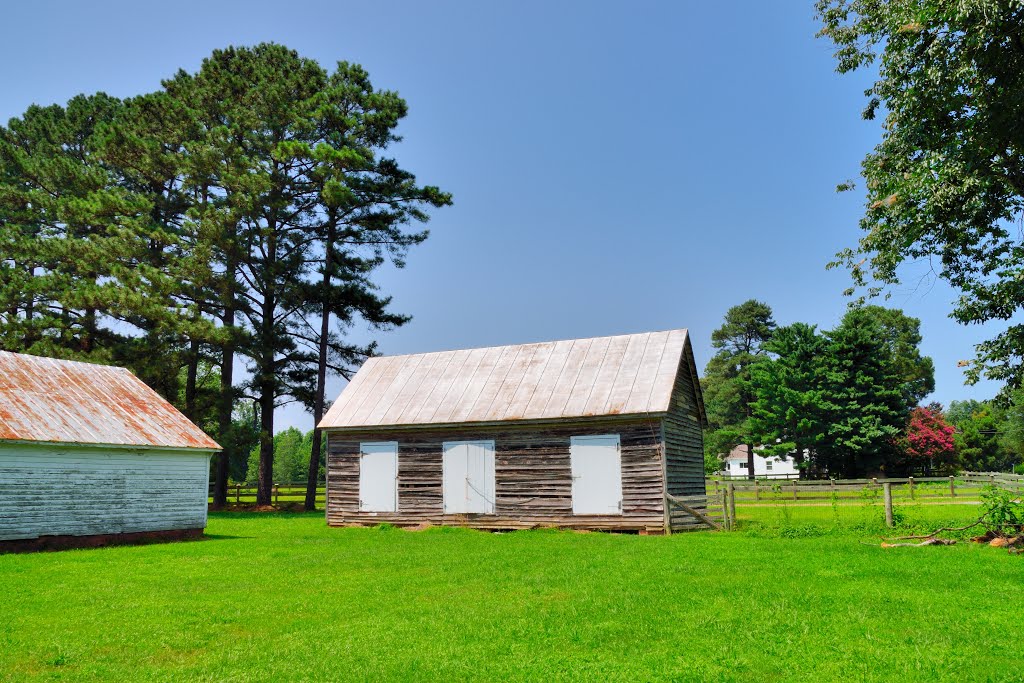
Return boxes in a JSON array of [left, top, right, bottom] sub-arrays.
[[707, 471, 1023, 529], [209, 482, 325, 506], [209, 472, 1022, 532]]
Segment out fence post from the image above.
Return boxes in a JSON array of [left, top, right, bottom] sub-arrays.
[[908, 476, 915, 500], [235, 484, 240, 503], [754, 480, 760, 501], [949, 476, 955, 498], [728, 483, 736, 527], [274, 485, 279, 505], [792, 480, 798, 500], [721, 489, 731, 530], [883, 482, 894, 528]]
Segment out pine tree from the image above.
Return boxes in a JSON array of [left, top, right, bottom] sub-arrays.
[[702, 300, 776, 479], [749, 323, 827, 477], [818, 308, 909, 477]]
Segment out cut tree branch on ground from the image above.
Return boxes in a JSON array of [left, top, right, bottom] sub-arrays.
[[879, 539, 957, 548]]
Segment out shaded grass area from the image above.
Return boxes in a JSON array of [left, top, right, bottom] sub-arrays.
[[1, 513, 1022, 682]]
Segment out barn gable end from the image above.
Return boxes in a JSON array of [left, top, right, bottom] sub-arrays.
[[0, 352, 220, 550]]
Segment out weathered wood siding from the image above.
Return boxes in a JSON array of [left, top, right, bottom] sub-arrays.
[[327, 417, 665, 531], [663, 354, 707, 530], [0, 444, 211, 541]]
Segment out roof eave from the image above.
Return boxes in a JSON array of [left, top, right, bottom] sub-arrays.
[[0, 439, 221, 453]]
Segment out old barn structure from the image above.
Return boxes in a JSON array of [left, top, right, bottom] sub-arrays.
[[0, 352, 220, 550], [319, 329, 709, 533]]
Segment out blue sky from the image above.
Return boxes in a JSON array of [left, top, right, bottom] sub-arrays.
[[1, 1, 1003, 432]]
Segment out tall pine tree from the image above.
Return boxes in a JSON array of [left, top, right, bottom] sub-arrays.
[[701, 300, 776, 479]]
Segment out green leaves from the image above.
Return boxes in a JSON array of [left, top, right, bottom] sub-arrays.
[[818, 0, 1024, 395]]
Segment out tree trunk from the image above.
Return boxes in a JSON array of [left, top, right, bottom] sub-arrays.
[[212, 259, 236, 509], [305, 223, 336, 511], [257, 384, 275, 506], [213, 339, 233, 508], [184, 338, 200, 420], [255, 216, 278, 507], [746, 443, 755, 480]]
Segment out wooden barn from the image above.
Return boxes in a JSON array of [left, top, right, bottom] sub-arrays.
[[318, 329, 709, 533], [0, 352, 221, 551]]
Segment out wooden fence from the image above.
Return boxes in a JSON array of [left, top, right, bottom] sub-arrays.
[[210, 472, 1021, 531], [707, 471, 1023, 529], [209, 482, 325, 506], [706, 472, 1023, 504]]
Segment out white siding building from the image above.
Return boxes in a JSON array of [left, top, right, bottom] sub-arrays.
[[723, 445, 799, 478], [0, 352, 221, 550]]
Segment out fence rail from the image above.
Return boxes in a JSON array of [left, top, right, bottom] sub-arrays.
[[209, 482, 325, 506], [709, 471, 1022, 530]]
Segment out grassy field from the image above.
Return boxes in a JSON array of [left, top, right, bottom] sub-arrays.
[[2, 512, 1023, 682]]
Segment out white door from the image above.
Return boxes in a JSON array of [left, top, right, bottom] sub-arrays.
[[570, 434, 623, 514], [443, 440, 495, 513], [359, 442, 398, 512]]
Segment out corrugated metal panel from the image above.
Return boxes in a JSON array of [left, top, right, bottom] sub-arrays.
[[319, 329, 692, 430], [0, 352, 221, 450]]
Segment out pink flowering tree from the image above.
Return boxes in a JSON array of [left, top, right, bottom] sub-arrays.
[[904, 403, 956, 474]]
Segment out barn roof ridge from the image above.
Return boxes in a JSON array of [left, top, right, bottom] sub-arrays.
[[320, 328, 696, 430], [362, 328, 690, 361]]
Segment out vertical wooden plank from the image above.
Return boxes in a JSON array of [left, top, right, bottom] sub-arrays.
[[728, 482, 736, 527], [883, 482, 894, 527]]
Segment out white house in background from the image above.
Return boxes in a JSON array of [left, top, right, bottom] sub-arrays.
[[0, 351, 221, 551], [723, 445, 799, 478]]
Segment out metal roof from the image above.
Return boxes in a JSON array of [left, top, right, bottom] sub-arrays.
[[0, 351, 221, 451], [319, 329, 693, 430]]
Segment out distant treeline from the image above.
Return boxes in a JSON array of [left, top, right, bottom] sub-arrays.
[[0, 44, 451, 507], [703, 300, 1024, 479]]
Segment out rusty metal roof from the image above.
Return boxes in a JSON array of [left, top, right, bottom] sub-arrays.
[[0, 351, 221, 451], [319, 329, 694, 430]]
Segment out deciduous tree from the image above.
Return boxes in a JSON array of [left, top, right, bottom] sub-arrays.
[[817, 0, 1024, 395]]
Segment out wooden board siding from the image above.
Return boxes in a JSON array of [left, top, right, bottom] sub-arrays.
[[663, 351, 707, 530], [0, 444, 210, 541], [326, 418, 666, 532]]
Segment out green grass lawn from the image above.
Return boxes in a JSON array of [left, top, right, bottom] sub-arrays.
[[2, 513, 1022, 682]]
